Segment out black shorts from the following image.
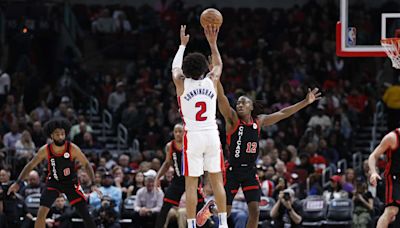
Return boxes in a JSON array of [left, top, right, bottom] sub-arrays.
[[224, 166, 261, 205], [163, 176, 205, 206], [385, 174, 400, 207], [40, 181, 86, 208]]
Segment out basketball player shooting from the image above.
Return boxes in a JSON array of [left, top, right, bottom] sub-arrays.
[[7, 119, 101, 228], [171, 25, 228, 228]]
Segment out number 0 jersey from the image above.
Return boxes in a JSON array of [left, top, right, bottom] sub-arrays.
[[227, 119, 260, 167], [46, 141, 77, 184], [178, 76, 217, 131]]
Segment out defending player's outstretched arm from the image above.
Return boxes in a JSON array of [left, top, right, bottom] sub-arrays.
[[216, 82, 239, 130], [258, 88, 321, 127], [7, 145, 47, 195]]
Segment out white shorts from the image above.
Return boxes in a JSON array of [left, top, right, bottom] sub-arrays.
[[182, 129, 224, 177]]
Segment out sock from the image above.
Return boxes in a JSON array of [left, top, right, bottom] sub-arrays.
[[218, 212, 228, 227], [187, 219, 196, 228]]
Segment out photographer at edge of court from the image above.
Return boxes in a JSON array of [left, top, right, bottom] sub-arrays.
[[270, 188, 302, 227]]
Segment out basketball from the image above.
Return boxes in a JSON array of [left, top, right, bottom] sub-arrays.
[[200, 8, 223, 28]]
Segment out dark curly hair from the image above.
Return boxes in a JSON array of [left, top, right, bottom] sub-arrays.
[[182, 52, 208, 80], [43, 118, 71, 137]]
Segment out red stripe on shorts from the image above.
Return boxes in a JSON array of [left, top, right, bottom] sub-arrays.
[[183, 131, 189, 176], [243, 185, 259, 192], [164, 198, 179, 206]]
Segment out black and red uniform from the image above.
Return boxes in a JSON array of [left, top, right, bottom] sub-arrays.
[[155, 140, 205, 227], [40, 141, 86, 208], [384, 129, 400, 207], [163, 140, 204, 206], [225, 118, 261, 205]]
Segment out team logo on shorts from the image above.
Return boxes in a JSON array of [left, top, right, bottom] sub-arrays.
[[63, 168, 70, 176], [64, 152, 70, 159], [253, 123, 257, 129]]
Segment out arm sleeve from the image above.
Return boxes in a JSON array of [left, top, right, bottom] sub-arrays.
[[172, 45, 186, 69]]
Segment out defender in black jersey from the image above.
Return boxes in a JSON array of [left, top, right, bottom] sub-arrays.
[[211, 83, 320, 228], [7, 119, 100, 228], [369, 129, 400, 227], [155, 124, 206, 227]]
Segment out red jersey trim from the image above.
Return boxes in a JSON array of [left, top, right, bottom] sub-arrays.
[[49, 142, 67, 157]]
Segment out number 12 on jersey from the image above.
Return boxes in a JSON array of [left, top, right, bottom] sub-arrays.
[[246, 142, 257, 153], [195, 102, 207, 121]]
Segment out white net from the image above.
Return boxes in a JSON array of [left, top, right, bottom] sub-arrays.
[[381, 38, 400, 69]]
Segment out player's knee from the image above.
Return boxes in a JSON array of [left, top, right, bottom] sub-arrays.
[[247, 202, 260, 218]]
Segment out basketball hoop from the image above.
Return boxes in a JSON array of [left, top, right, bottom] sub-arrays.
[[381, 38, 400, 69], [382, 30, 400, 69]]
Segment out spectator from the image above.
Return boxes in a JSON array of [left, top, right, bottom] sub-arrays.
[[318, 138, 339, 165], [352, 181, 373, 228], [3, 123, 21, 150], [117, 154, 131, 173], [0, 169, 19, 227], [78, 169, 93, 194], [112, 166, 129, 198], [107, 82, 126, 113], [73, 122, 88, 147], [94, 195, 120, 228], [33, 101, 52, 123], [270, 188, 302, 227], [80, 132, 101, 151], [306, 142, 327, 173], [133, 169, 163, 228], [53, 103, 68, 118], [151, 158, 161, 171], [20, 170, 45, 198], [307, 105, 332, 131], [114, 12, 132, 34], [92, 8, 116, 34], [322, 175, 348, 202], [343, 168, 356, 194], [296, 153, 315, 175], [15, 130, 36, 161], [382, 79, 400, 131], [46, 195, 73, 228], [0, 69, 10, 105], [31, 121, 46, 147], [69, 115, 93, 140], [132, 174, 147, 195], [89, 172, 122, 212]]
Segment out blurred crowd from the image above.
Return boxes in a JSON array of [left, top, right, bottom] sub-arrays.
[[0, 0, 399, 227]]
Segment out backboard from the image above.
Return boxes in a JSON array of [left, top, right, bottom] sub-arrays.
[[336, 0, 400, 57]]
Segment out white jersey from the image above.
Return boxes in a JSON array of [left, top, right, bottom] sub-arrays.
[[178, 76, 217, 131]]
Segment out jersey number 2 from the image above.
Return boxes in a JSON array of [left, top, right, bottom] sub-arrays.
[[195, 102, 207, 121], [246, 142, 257, 153]]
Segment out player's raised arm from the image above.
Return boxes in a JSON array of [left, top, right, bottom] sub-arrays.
[[217, 82, 238, 130], [204, 25, 222, 82], [259, 88, 321, 127], [171, 25, 190, 95], [8, 145, 47, 195]]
